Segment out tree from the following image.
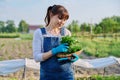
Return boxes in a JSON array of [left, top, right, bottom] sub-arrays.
[[111, 16, 120, 33], [80, 23, 87, 35], [0, 21, 5, 33], [86, 23, 91, 33], [18, 20, 29, 33], [94, 26, 102, 34], [111, 16, 120, 23], [67, 20, 80, 32], [5, 20, 16, 33], [99, 17, 118, 33]]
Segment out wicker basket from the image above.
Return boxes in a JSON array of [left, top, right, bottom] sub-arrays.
[[57, 49, 83, 58]]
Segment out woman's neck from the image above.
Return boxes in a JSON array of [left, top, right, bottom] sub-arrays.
[[46, 25, 60, 36]]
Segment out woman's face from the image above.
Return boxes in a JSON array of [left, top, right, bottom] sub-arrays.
[[50, 14, 67, 28]]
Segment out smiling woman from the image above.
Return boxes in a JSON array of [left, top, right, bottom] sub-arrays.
[[44, 5, 69, 27], [32, 4, 79, 80]]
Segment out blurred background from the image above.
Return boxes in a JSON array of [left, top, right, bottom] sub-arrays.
[[0, 0, 120, 80]]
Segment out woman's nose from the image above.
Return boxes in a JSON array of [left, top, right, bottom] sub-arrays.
[[60, 20, 65, 24]]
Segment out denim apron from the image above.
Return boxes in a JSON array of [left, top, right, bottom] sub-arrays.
[[40, 28, 74, 80]]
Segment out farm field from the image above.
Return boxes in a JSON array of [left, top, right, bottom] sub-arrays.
[[0, 34, 120, 80]]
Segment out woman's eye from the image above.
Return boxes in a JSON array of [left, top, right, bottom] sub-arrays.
[[58, 15, 66, 21], [58, 16, 62, 19]]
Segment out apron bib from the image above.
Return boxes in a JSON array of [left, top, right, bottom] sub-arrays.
[[40, 28, 74, 80]]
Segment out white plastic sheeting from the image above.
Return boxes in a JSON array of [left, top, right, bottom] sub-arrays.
[[0, 58, 40, 76], [0, 59, 25, 75], [73, 56, 120, 68], [0, 56, 120, 76]]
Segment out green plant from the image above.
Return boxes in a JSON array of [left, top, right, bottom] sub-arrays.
[[61, 36, 75, 46], [0, 33, 20, 38], [61, 36, 81, 54]]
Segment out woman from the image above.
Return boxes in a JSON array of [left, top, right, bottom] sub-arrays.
[[33, 4, 79, 80]]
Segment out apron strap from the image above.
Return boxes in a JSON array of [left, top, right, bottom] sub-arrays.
[[39, 28, 46, 53], [40, 28, 47, 35], [60, 27, 66, 36]]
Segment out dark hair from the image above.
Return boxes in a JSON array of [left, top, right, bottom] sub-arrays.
[[44, 5, 69, 26]]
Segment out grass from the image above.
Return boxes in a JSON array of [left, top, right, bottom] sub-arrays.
[[75, 75, 120, 80], [74, 36, 120, 58], [19, 33, 33, 40]]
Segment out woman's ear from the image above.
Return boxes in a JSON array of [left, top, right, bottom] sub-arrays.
[[49, 11, 53, 18]]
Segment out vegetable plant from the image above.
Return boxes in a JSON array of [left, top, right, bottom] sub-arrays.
[[61, 36, 82, 54]]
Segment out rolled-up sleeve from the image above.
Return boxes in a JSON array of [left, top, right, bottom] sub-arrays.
[[32, 29, 44, 62], [65, 28, 71, 36]]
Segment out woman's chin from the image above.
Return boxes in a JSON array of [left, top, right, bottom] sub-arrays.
[[58, 26, 63, 28]]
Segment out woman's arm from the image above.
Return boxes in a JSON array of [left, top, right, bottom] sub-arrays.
[[42, 51, 53, 61], [33, 29, 53, 62], [32, 29, 43, 62]]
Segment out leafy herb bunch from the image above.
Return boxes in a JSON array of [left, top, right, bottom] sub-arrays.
[[61, 36, 81, 54]]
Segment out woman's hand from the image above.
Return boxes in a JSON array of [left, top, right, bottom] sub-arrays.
[[57, 53, 79, 62], [70, 53, 79, 62], [51, 43, 69, 55]]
